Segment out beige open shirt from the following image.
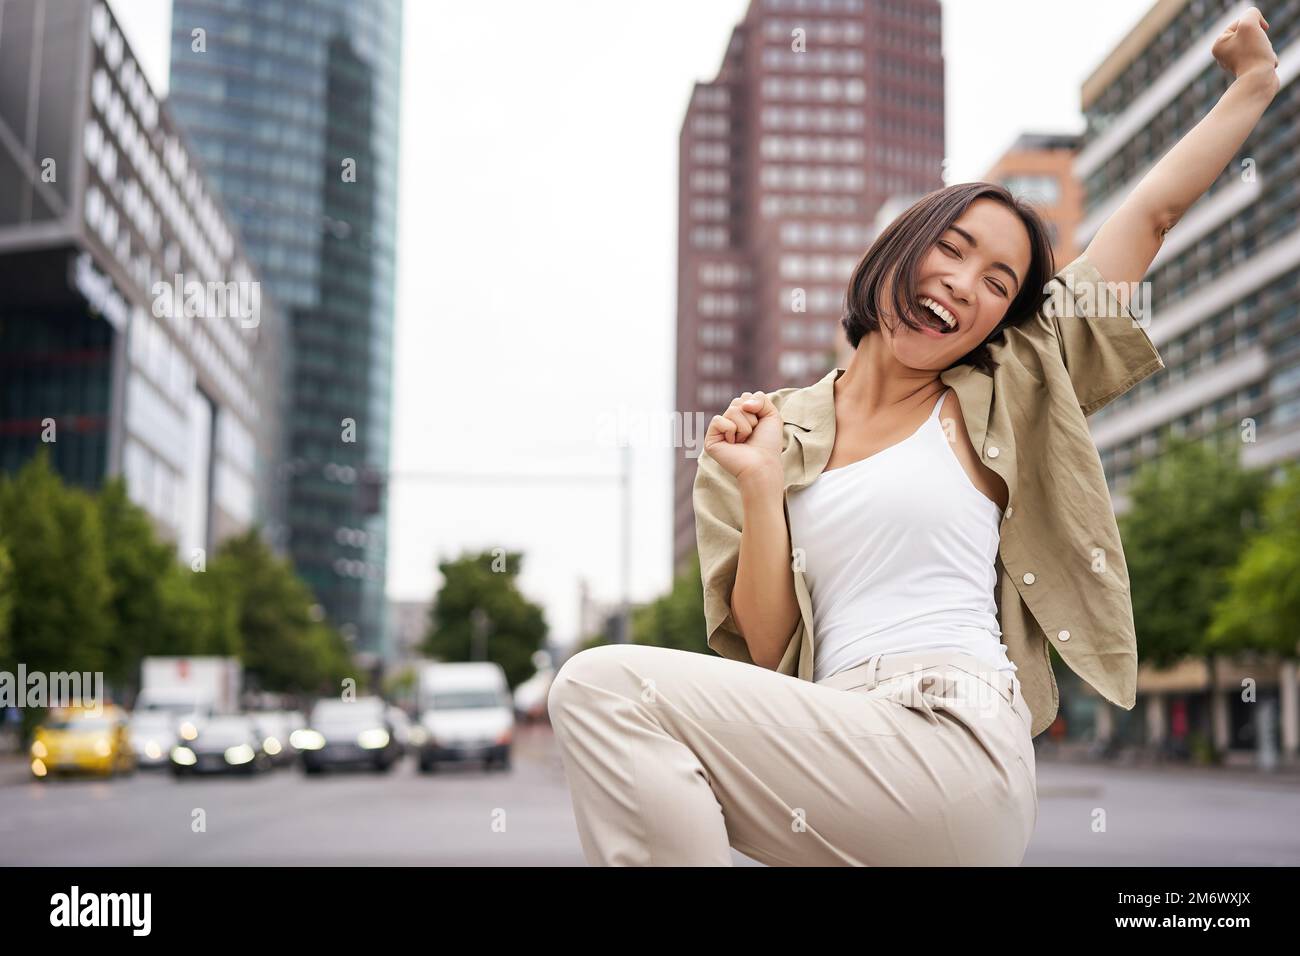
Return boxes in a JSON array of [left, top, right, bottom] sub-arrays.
[[693, 252, 1166, 738]]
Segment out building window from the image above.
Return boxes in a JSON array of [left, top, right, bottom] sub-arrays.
[[1001, 174, 1061, 205]]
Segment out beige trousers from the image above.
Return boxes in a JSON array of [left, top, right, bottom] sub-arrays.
[[548, 643, 1038, 866]]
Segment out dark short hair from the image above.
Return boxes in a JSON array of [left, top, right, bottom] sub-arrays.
[[841, 182, 1057, 375]]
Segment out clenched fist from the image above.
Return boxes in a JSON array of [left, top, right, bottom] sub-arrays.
[[703, 391, 785, 483], [1212, 6, 1278, 81]]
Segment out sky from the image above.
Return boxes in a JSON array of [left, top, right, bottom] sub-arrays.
[[110, 0, 1150, 651]]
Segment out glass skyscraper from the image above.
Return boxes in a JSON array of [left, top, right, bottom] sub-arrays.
[[168, 0, 403, 657]]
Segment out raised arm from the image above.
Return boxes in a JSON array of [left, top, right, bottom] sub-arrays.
[[1084, 7, 1279, 307]]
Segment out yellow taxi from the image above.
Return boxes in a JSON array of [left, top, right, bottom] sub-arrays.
[[30, 704, 137, 779]]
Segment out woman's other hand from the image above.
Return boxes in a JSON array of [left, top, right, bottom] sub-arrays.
[[704, 391, 785, 483], [1212, 6, 1278, 81]]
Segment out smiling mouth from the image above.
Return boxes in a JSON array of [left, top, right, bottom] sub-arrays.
[[913, 303, 953, 335], [915, 293, 965, 333], [918, 311, 946, 333]]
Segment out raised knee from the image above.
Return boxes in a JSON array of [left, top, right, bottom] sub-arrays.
[[547, 645, 625, 723]]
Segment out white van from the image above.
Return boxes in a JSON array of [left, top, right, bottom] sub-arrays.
[[414, 662, 514, 772]]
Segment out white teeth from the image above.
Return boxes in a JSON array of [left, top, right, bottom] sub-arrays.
[[919, 297, 956, 330]]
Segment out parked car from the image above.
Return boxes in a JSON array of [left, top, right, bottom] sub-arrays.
[[298, 697, 405, 774], [170, 715, 272, 777], [249, 710, 297, 767], [413, 662, 514, 772], [30, 704, 136, 779], [280, 709, 308, 759], [128, 709, 184, 769]]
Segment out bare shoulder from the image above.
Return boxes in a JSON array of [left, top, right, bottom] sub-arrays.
[[936, 390, 1009, 512]]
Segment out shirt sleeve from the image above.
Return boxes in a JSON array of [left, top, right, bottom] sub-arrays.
[[1034, 251, 1166, 416], [691, 446, 759, 665]]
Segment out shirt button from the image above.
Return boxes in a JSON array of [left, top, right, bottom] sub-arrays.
[[1022, 572, 1035, 585], [986, 446, 1000, 459], [1057, 629, 1071, 642], [1004, 506, 1014, 519]]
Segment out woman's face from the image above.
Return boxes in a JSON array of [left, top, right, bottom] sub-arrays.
[[877, 198, 1033, 370]]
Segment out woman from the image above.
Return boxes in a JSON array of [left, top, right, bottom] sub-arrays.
[[548, 10, 1279, 866]]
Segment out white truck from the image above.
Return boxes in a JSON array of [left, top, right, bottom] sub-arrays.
[[413, 661, 514, 772], [130, 656, 242, 768], [136, 656, 242, 718]]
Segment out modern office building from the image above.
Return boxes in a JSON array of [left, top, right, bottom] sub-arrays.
[[1070, 0, 1300, 759], [673, 0, 945, 572], [1077, 0, 1300, 503], [167, 0, 403, 656], [0, 0, 281, 555]]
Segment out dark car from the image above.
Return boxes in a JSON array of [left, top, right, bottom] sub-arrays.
[[170, 715, 273, 777], [249, 710, 300, 768], [298, 697, 405, 775]]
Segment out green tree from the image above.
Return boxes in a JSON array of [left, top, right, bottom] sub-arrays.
[[206, 530, 351, 696], [0, 452, 113, 736], [1209, 462, 1300, 656], [154, 561, 240, 658], [1120, 433, 1269, 762], [96, 478, 180, 688], [421, 550, 547, 688], [1120, 433, 1268, 666], [630, 552, 707, 652]]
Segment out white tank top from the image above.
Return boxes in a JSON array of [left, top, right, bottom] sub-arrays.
[[787, 387, 1016, 682]]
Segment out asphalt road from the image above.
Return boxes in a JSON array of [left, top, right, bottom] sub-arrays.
[[2, 725, 1297, 865]]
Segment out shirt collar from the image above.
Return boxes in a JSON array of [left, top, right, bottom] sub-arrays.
[[781, 363, 995, 489], [779, 367, 843, 431]]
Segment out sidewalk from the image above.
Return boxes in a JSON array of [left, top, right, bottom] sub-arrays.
[[1034, 739, 1300, 782]]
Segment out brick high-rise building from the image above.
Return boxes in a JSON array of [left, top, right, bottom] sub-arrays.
[[982, 131, 1083, 265], [673, 0, 945, 574]]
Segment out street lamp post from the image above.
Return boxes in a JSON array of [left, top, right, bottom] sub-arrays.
[[471, 607, 490, 662], [383, 449, 633, 649]]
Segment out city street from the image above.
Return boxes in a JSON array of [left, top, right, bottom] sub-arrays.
[[2, 725, 1297, 866], [0, 723, 586, 867]]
